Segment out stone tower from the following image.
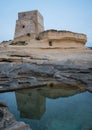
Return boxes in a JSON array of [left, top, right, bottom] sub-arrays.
[[14, 10, 44, 38]]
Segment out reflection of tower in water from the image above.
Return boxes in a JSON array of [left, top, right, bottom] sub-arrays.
[[15, 85, 82, 120], [15, 89, 46, 120]]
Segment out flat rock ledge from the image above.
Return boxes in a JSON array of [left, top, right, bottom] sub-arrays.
[[0, 106, 32, 130], [0, 61, 92, 93]]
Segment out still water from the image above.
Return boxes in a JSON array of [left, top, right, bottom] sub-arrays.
[[0, 86, 92, 130]]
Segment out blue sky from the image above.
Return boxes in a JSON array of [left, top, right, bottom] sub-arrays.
[[0, 0, 92, 46]]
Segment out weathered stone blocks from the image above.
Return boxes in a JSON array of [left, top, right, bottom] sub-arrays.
[[14, 10, 44, 39]]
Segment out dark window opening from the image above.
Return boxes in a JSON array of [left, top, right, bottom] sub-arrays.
[[27, 33, 30, 37], [22, 25, 25, 28], [49, 41, 52, 46], [35, 37, 40, 40]]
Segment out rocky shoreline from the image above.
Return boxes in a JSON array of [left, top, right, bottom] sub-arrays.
[[0, 105, 31, 130], [0, 61, 92, 93], [0, 59, 92, 129], [0, 44, 92, 129]]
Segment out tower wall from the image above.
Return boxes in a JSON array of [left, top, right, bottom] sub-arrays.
[[14, 10, 44, 39]]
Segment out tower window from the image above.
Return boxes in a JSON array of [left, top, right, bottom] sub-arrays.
[[27, 33, 30, 37], [49, 41, 52, 46], [22, 25, 25, 28]]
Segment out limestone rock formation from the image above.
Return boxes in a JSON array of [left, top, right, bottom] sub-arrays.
[[0, 106, 32, 130], [13, 10, 87, 48], [0, 62, 92, 93]]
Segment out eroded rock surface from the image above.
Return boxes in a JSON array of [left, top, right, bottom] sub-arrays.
[[0, 106, 31, 130], [0, 41, 92, 130], [0, 61, 92, 93]]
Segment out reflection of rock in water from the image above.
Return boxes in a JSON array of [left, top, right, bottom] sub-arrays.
[[16, 90, 46, 120], [0, 109, 3, 122], [15, 84, 85, 120], [38, 83, 85, 99], [0, 102, 6, 122]]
